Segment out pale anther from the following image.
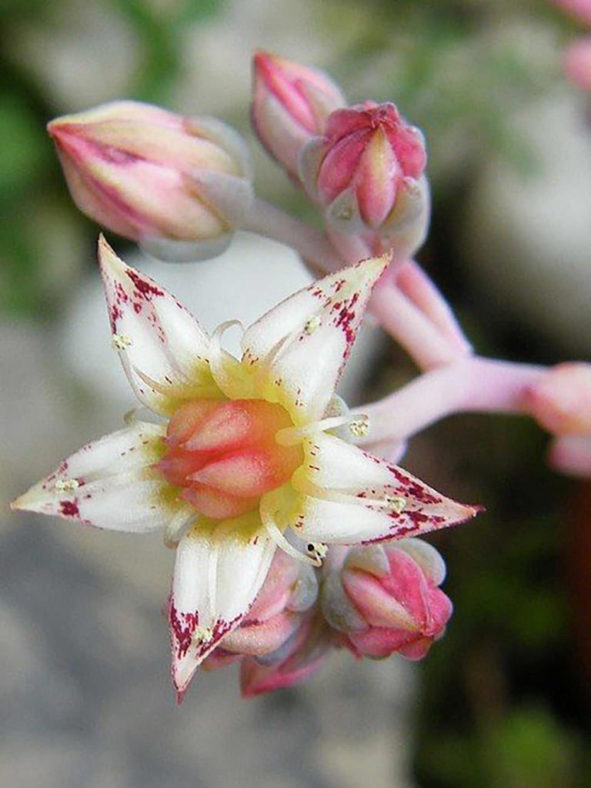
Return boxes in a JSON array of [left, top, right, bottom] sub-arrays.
[[55, 478, 79, 494], [306, 542, 328, 562], [349, 415, 369, 437], [304, 315, 321, 335], [193, 625, 214, 644], [386, 495, 406, 513], [112, 333, 132, 350]]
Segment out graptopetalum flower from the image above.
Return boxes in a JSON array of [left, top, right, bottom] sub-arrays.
[[48, 101, 253, 262], [12, 237, 479, 700]]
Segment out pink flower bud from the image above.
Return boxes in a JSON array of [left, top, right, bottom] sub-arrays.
[[240, 613, 332, 697], [202, 550, 319, 673], [48, 101, 253, 261], [300, 102, 429, 257], [565, 38, 591, 91], [251, 51, 346, 178], [524, 362, 591, 436], [322, 539, 452, 660]]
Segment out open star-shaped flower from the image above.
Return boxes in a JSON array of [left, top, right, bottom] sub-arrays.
[[12, 237, 479, 700]]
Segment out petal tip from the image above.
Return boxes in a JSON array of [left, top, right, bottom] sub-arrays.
[[98, 234, 126, 276]]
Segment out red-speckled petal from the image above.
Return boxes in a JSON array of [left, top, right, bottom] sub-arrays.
[[98, 236, 216, 414], [169, 524, 275, 700], [288, 433, 480, 543], [241, 256, 389, 425], [10, 422, 176, 532]]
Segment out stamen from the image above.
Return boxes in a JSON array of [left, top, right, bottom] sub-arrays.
[[348, 415, 369, 438], [112, 333, 132, 350], [385, 495, 406, 513], [260, 501, 319, 567], [275, 415, 361, 446], [304, 315, 321, 335], [115, 353, 154, 410], [55, 478, 79, 494], [306, 542, 328, 562], [192, 625, 214, 644], [163, 505, 196, 548], [291, 476, 407, 513], [133, 367, 177, 397], [208, 320, 252, 399]]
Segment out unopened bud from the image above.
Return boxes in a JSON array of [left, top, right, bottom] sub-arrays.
[[322, 538, 452, 660], [251, 51, 346, 179], [565, 39, 591, 92], [525, 362, 591, 436], [300, 102, 429, 259], [48, 101, 253, 261]]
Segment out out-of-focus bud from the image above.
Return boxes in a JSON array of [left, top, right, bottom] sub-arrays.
[[48, 100, 253, 261], [251, 51, 346, 179], [565, 39, 591, 91], [551, 0, 591, 27], [240, 613, 332, 697], [321, 539, 452, 660], [548, 434, 591, 477], [202, 551, 319, 673], [300, 102, 429, 259], [524, 362, 591, 436]]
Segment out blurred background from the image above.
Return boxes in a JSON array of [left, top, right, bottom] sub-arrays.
[[1, 0, 591, 785]]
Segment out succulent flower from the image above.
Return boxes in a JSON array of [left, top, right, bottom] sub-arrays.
[[12, 237, 478, 700], [48, 101, 253, 262], [251, 51, 346, 179], [300, 101, 429, 259]]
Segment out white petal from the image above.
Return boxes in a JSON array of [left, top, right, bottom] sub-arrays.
[[169, 524, 275, 699], [241, 256, 389, 424], [98, 236, 216, 414], [288, 433, 479, 543], [11, 422, 177, 532]]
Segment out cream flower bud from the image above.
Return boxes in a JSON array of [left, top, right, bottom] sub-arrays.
[[48, 100, 253, 261], [300, 101, 429, 259], [251, 51, 346, 179], [321, 539, 452, 660], [525, 362, 591, 436]]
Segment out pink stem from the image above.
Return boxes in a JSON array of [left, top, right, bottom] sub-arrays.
[[245, 199, 470, 369], [243, 198, 343, 271], [326, 228, 471, 369], [395, 260, 472, 355], [370, 277, 468, 369], [354, 357, 547, 446]]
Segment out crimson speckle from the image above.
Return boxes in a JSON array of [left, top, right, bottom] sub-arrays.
[[126, 269, 164, 298], [59, 500, 80, 517], [169, 603, 198, 658]]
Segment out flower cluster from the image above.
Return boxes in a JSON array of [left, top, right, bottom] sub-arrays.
[[12, 50, 591, 701]]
